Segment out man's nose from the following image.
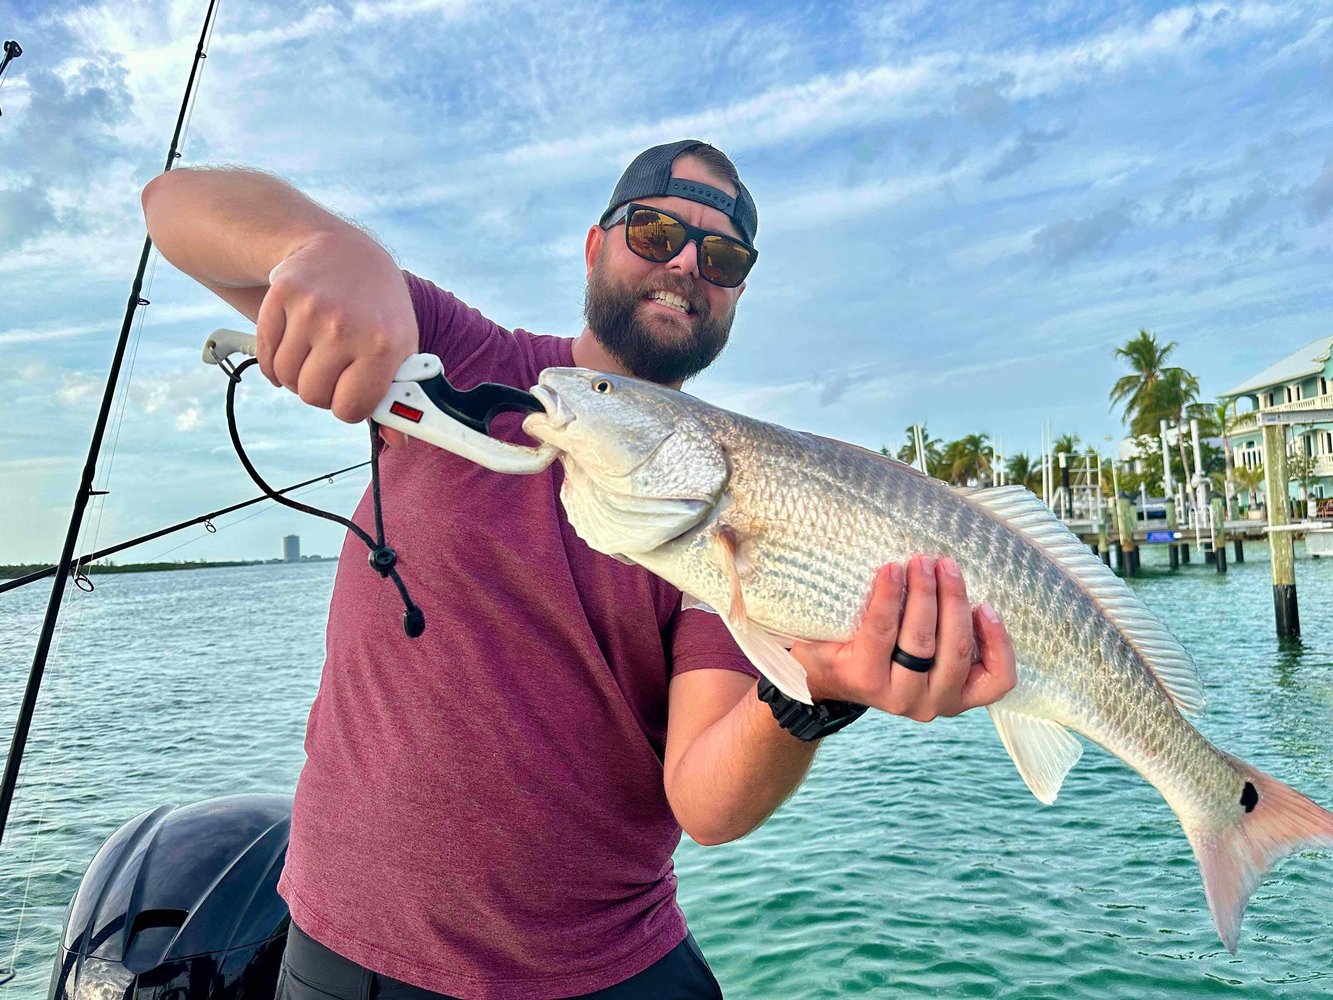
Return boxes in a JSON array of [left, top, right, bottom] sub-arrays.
[[665, 237, 701, 279]]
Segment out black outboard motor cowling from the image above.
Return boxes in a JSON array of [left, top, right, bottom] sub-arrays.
[[50, 794, 292, 999]]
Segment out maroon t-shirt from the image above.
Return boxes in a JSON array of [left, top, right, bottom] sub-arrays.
[[276, 273, 755, 999]]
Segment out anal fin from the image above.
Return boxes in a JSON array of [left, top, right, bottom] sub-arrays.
[[988, 704, 1083, 805]]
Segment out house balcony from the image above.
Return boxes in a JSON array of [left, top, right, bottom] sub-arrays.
[[1317, 454, 1333, 478], [1229, 411, 1259, 434], [1278, 392, 1333, 416], [1227, 393, 1333, 438]]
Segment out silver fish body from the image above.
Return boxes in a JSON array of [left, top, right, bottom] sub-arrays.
[[518, 367, 1333, 952]]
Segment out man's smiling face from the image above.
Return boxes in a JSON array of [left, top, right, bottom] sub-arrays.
[[582, 155, 747, 387]]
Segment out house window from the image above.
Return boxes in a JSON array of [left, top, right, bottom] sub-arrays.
[[1322, 377, 1329, 397]]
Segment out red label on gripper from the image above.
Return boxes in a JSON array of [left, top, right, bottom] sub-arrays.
[[390, 401, 424, 423]]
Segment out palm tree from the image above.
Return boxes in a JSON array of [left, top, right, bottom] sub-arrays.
[[1233, 464, 1265, 510], [894, 424, 944, 476], [1189, 399, 1238, 514], [1109, 332, 1201, 480], [943, 433, 992, 486], [1052, 432, 1081, 457], [1004, 452, 1041, 492], [1157, 368, 1202, 490], [1288, 450, 1318, 511]]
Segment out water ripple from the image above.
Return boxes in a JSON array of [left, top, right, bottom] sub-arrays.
[[3, 552, 1332, 998]]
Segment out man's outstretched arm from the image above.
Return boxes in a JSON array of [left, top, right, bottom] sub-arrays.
[[142, 167, 417, 422], [663, 555, 1017, 846]]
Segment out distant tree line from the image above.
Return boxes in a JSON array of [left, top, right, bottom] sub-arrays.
[[877, 328, 1267, 504]]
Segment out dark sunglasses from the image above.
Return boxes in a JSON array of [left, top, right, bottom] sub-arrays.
[[603, 203, 757, 288]]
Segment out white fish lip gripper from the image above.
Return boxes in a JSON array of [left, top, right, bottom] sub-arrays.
[[202, 329, 557, 474]]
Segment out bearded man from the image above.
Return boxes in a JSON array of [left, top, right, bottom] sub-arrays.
[[142, 140, 1015, 999]]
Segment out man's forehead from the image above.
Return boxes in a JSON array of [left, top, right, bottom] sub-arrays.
[[634, 156, 744, 240]]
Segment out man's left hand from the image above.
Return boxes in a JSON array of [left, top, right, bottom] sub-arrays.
[[791, 554, 1017, 722]]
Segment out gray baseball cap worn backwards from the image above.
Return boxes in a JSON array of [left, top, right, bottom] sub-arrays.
[[600, 139, 758, 245]]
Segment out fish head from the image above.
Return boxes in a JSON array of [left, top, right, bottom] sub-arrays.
[[523, 368, 729, 556]]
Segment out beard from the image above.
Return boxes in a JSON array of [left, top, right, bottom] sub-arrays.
[[583, 255, 734, 385]]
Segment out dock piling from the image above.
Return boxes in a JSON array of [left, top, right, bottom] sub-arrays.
[[1116, 497, 1138, 577], [1211, 497, 1227, 575], [1165, 498, 1179, 569], [1261, 424, 1299, 637]]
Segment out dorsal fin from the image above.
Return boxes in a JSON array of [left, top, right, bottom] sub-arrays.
[[964, 485, 1205, 716]]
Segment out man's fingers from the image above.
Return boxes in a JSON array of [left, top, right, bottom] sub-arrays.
[[858, 563, 904, 657], [331, 354, 401, 424], [254, 286, 286, 387], [928, 557, 976, 704], [960, 603, 1018, 711], [878, 554, 936, 711], [296, 348, 349, 411], [379, 426, 408, 449], [895, 555, 938, 661], [271, 330, 313, 395]]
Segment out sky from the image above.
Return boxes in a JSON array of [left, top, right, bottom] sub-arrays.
[[1, 0, 1331, 564]]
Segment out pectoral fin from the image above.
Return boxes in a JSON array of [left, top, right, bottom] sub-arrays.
[[719, 616, 814, 706], [716, 525, 750, 626], [988, 704, 1083, 805], [715, 526, 813, 705]]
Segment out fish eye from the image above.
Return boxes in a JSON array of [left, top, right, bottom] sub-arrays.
[[592, 378, 614, 394]]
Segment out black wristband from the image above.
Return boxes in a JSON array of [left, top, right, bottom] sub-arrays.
[[756, 676, 869, 742]]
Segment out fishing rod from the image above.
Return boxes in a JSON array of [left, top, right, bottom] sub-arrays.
[[0, 40, 20, 118], [0, 0, 221, 855], [0, 462, 369, 597]]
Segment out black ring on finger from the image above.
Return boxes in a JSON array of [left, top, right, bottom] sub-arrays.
[[891, 646, 935, 673]]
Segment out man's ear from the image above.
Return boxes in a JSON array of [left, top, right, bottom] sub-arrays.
[[585, 225, 605, 278]]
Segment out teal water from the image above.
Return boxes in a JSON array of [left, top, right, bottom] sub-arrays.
[[2, 547, 1331, 998]]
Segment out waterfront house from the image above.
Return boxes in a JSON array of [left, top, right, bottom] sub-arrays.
[[1221, 335, 1333, 512]]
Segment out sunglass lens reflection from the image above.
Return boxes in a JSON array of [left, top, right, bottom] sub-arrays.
[[627, 210, 685, 261], [625, 208, 752, 287], [700, 238, 751, 287]]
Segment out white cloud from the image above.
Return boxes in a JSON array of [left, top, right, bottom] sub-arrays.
[[4, 0, 1331, 565], [0, 302, 232, 347], [0, 456, 79, 472], [56, 373, 102, 405], [351, 0, 470, 23]]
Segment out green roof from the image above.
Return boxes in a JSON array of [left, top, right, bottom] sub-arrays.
[[1221, 335, 1333, 398]]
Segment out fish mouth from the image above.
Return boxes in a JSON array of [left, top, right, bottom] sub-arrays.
[[529, 384, 574, 430]]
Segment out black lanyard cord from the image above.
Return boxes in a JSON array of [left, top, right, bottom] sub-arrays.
[[223, 358, 425, 638]]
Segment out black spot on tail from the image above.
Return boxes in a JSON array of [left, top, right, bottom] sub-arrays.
[[1241, 781, 1258, 813]]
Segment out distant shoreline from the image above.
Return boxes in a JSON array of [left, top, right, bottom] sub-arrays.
[[0, 557, 338, 580]]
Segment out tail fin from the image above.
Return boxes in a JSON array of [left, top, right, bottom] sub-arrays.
[[1183, 756, 1333, 953]]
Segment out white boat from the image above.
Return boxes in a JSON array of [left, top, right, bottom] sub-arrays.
[[1307, 526, 1333, 558]]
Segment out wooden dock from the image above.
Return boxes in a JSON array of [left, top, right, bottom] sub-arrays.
[[1068, 518, 1285, 547]]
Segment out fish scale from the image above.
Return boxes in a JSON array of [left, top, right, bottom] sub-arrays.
[[516, 366, 1333, 953]]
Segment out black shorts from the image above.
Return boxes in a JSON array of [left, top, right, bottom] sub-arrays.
[[275, 919, 724, 1000]]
